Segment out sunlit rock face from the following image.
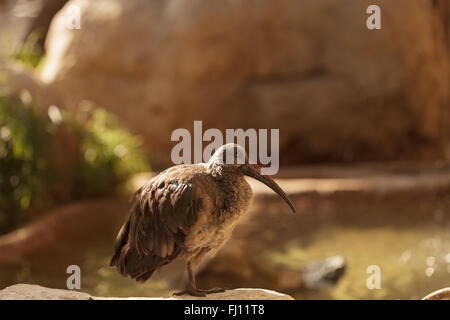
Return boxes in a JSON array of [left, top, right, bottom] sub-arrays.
[[0, 284, 93, 300], [41, 0, 449, 164], [0, 284, 294, 300]]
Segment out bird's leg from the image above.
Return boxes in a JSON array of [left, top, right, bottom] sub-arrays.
[[173, 248, 227, 297], [173, 260, 206, 297]]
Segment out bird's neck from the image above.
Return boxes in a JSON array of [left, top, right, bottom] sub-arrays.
[[207, 163, 252, 217], [206, 162, 240, 180], [207, 163, 247, 196]]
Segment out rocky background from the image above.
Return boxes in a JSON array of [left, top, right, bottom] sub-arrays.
[[5, 0, 449, 165], [46, 0, 450, 164], [0, 0, 449, 300]]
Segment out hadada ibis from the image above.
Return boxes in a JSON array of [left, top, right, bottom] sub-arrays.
[[110, 143, 295, 296]]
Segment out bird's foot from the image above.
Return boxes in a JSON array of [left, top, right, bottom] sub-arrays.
[[198, 287, 228, 294], [173, 288, 207, 297], [172, 287, 228, 297]]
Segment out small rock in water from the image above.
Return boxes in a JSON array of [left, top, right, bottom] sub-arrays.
[[425, 267, 434, 277], [302, 255, 346, 289]]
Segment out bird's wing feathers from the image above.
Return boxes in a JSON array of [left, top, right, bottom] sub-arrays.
[[109, 167, 207, 281], [128, 175, 201, 259]]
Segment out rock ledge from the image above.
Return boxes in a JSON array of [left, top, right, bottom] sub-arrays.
[[422, 288, 450, 300], [0, 284, 293, 300]]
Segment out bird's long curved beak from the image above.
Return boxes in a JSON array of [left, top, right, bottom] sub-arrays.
[[242, 164, 296, 213]]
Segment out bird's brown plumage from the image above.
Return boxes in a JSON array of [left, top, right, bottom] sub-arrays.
[[110, 165, 206, 281], [110, 144, 294, 295]]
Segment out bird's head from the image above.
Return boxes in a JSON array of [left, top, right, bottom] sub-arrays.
[[208, 143, 295, 213]]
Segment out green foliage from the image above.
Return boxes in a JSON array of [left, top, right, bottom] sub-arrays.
[[74, 105, 150, 197], [0, 93, 51, 232], [0, 93, 150, 234], [10, 31, 45, 69]]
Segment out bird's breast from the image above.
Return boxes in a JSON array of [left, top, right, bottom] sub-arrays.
[[184, 176, 253, 253]]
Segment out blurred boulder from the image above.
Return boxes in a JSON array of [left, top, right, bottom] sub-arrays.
[[20, 0, 69, 50], [0, 198, 129, 263], [41, 0, 450, 164]]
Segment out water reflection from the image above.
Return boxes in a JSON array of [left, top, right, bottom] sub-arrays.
[[0, 190, 449, 300]]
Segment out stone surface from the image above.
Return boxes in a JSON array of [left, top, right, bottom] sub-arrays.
[[302, 256, 345, 289], [0, 198, 129, 263], [422, 287, 450, 300], [41, 0, 450, 164], [0, 284, 293, 300], [0, 284, 92, 300]]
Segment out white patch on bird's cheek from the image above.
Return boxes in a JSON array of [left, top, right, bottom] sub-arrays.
[[225, 149, 235, 165], [236, 151, 246, 165]]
